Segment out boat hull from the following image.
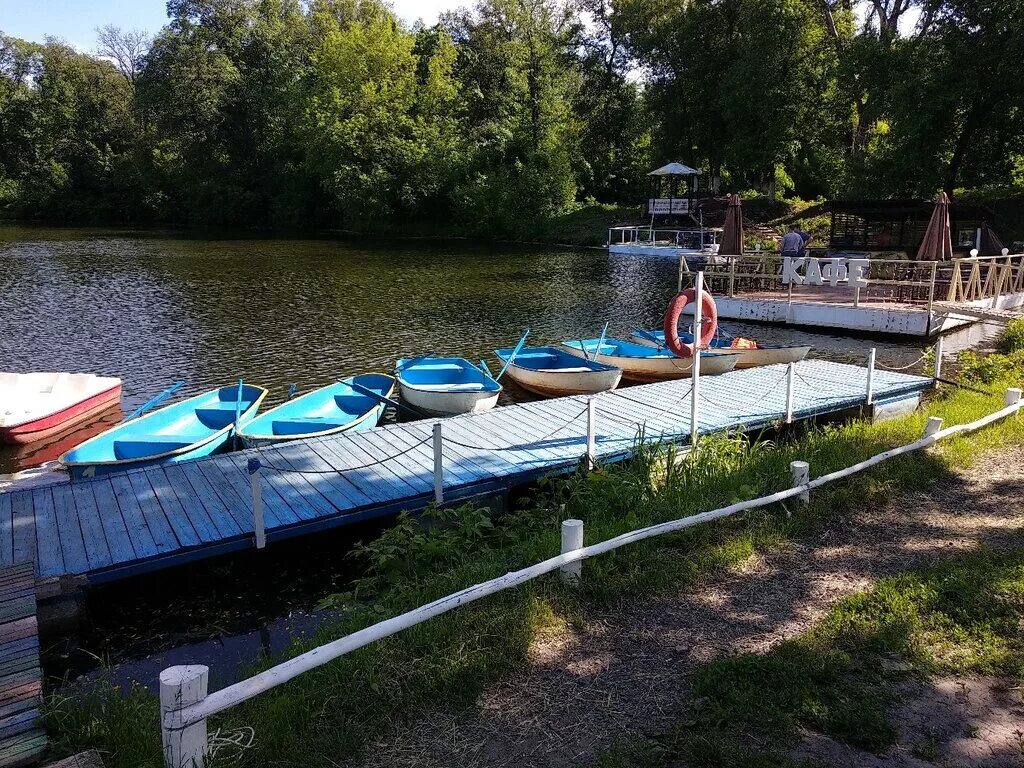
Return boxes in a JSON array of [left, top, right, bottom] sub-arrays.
[[399, 384, 499, 417], [630, 333, 811, 369], [66, 432, 230, 480], [504, 364, 621, 398], [1, 383, 122, 445], [560, 345, 738, 383]]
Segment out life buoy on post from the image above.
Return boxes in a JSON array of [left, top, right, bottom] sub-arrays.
[[663, 289, 718, 358]]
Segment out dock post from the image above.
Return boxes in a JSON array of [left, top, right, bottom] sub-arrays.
[[433, 423, 444, 504], [1005, 388, 1022, 407], [790, 461, 810, 504], [160, 665, 209, 768], [247, 458, 265, 550], [924, 416, 943, 438], [586, 398, 596, 469], [785, 362, 795, 424], [728, 256, 736, 298], [865, 348, 876, 406], [560, 519, 584, 585], [690, 271, 703, 448], [933, 335, 944, 387]]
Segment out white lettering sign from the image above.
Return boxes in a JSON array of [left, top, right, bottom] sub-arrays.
[[648, 198, 690, 215], [781, 257, 870, 288]]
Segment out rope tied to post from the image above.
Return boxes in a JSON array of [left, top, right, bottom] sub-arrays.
[[254, 434, 433, 474], [440, 404, 590, 451]]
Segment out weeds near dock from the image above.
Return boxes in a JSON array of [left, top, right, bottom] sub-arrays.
[[44, 337, 1024, 768]]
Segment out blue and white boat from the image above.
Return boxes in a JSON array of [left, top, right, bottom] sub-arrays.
[[396, 357, 501, 416], [494, 346, 621, 398], [237, 374, 396, 446], [561, 338, 738, 383], [61, 384, 268, 479], [630, 329, 810, 369]]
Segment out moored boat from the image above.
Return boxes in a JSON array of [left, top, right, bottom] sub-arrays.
[[237, 374, 396, 446], [494, 346, 621, 398], [0, 372, 122, 445], [630, 329, 811, 369], [560, 338, 738, 383], [61, 383, 267, 479], [396, 357, 501, 417]]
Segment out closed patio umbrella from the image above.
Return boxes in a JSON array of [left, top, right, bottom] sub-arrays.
[[719, 194, 744, 256], [916, 191, 954, 261], [979, 221, 1006, 256]]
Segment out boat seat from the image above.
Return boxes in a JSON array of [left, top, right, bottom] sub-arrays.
[[113, 437, 199, 460], [195, 405, 249, 429], [272, 418, 347, 436]]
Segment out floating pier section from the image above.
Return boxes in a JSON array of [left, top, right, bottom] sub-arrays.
[[0, 360, 931, 587]]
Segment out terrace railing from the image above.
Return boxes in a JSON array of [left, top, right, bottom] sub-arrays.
[[945, 249, 1024, 304]]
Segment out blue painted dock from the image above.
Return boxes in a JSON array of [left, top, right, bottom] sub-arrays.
[[0, 360, 931, 585]]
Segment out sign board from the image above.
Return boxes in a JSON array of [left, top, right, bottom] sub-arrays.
[[648, 198, 689, 215], [781, 256, 869, 288]]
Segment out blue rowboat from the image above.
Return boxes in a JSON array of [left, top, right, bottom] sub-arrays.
[[560, 338, 738, 383], [396, 357, 501, 417], [61, 384, 268, 480], [494, 346, 621, 398], [630, 329, 811, 369], [237, 374, 397, 447]]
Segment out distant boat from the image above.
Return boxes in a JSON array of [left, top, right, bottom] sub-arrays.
[[237, 374, 396, 446], [630, 330, 811, 369], [0, 372, 122, 445], [61, 384, 268, 480], [396, 357, 501, 417], [561, 338, 738, 383], [494, 345, 621, 398]]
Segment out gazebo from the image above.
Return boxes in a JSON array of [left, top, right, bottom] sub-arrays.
[[647, 162, 699, 218]]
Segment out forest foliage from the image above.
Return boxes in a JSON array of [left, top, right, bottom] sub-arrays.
[[1, 0, 1023, 233]]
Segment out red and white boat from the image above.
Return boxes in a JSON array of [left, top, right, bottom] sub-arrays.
[[0, 373, 122, 445]]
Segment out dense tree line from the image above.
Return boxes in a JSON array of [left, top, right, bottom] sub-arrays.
[[1, 0, 1022, 231]]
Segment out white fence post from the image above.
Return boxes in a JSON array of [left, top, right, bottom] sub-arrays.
[[161, 665, 209, 768], [865, 348, 876, 406], [433, 422, 443, 504], [933, 335, 944, 387], [560, 519, 584, 584], [924, 416, 944, 438], [247, 458, 265, 550], [586, 398, 596, 469], [785, 362, 795, 424], [790, 460, 810, 504], [1005, 388, 1022, 407], [690, 271, 703, 447]]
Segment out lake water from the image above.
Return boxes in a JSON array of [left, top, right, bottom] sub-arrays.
[[0, 225, 931, 475]]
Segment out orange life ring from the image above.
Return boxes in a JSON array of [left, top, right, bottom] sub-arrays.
[[663, 289, 718, 358]]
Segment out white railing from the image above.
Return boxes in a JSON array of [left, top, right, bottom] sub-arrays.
[[158, 374, 1021, 768], [946, 249, 1024, 303], [608, 226, 720, 251]]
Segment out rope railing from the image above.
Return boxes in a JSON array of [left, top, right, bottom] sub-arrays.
[[159, 385, 1024, 768]]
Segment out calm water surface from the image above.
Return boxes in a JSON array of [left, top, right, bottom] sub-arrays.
[[1, 225, 928, 474]]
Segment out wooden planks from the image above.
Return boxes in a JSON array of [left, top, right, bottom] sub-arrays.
[[0, 563, 44, 768], [42, 752, 104, 768], [0, 361, 932, 585]]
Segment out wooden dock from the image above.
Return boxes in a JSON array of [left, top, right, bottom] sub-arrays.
[[0, 360, 931, 586], [0, 564, 44, 768]]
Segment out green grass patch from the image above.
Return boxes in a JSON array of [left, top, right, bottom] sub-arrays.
[[44, 344, 1024, 767]]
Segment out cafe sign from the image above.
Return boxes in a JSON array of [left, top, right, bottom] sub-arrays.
[[781, 256, 869, 288]]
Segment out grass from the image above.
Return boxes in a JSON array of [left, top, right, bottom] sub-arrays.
[[44, 340, 1024, 768]]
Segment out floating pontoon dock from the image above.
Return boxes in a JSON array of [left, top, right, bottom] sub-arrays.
[[0, 360, 931, 587]]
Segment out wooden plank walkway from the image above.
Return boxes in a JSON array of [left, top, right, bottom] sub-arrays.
[[0, 564, 44, 768], [0, 360, 931, 586]]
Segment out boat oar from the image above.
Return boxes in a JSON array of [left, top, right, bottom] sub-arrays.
[[593, 321, 609, 361], [478, 359, 494, 377], [633, 328, 665, 350], [288, 383, 298, 400], [495, 330, 530, 381], [233, 378, 244, 450], [347, 380, 421, 419], [120, 380, 185, 423]]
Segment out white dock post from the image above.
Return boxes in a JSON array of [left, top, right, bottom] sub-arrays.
[[560, 519, 584, 585], [865, 348, 876, 406], [586, 398, 596, 469], [247, 458, 265, 550], [790, 460, 810, 504], [160, 665, 209, 768], [923, 416, 944, 438], [1005, 388, 1022, 407], [433, 422, 444, 504], [785, 362, 796, 424], [933, 335, 944, 387], [690, 271, 703, 447]]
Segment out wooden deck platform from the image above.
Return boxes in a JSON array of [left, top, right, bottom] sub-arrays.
[[0, 361, 931, 586], [0, 564, 44, 768]]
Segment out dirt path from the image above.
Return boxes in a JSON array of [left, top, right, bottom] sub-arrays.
[[358, 450, 1024, 768]]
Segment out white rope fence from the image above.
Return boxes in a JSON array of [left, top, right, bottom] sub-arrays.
[[159, 386, 1023, 768]]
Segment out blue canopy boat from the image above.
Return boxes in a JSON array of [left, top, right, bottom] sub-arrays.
[[629, 329, 811, 369], [396, 357, 501, 416], [61, 383, 268, 480], [237, 374, 396, 446], [560, 338, 738, 383], [494, 345, 621, 398]]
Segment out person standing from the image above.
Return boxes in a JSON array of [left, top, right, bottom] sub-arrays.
[[781, 224, 803, 258], [797, 225, 813, 257]]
